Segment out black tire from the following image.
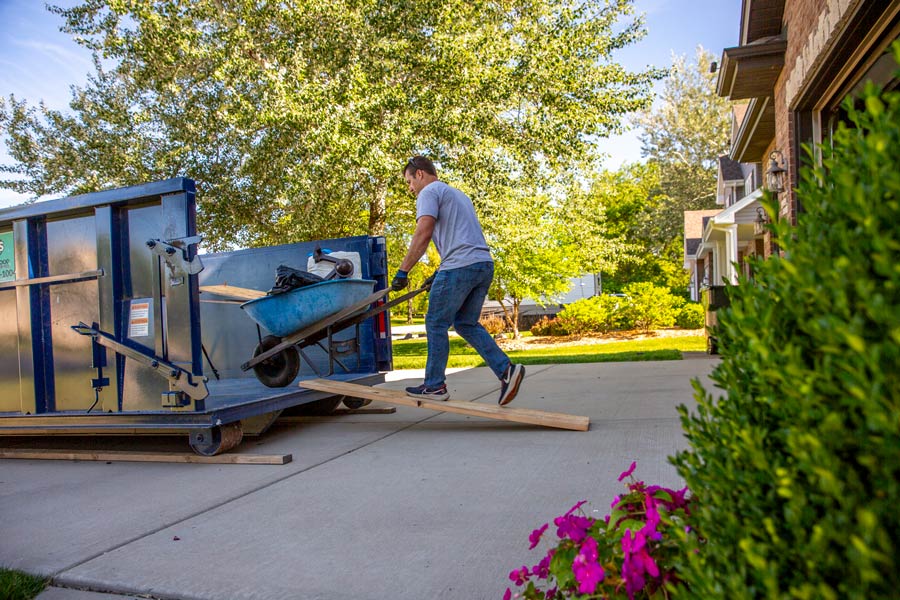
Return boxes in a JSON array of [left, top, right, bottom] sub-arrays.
[[189, 422, 243, 456], [252, 335, 300, 388], [342, 397, 372, 410]]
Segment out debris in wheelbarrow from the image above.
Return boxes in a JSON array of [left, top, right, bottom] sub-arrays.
[[267, 265, 325, 295]]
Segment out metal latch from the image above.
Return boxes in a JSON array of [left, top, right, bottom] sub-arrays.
[[146, 236, 204, 286], [71, 322, 209, 407]]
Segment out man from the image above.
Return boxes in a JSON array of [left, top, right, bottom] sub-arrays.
[[392, 156, 525, 405]]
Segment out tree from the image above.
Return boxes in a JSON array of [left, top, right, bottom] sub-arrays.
[[483, 183, 579, 339], [636, 46, 731, 248], [1, 0, 662, 252]]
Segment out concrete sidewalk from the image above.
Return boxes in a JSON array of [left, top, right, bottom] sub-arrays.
[[0, 359, 719, 600]]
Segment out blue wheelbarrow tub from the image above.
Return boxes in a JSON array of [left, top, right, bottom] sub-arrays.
[[240, 279, 377, 338]]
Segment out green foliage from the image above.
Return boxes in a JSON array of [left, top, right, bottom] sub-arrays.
[[557, 295, 623, 334], [1, 0, 662, 252], [486, 187, 582, 336], [671, 75, 900, 599], [674, 303, 704, 329], [622, 282, 684, 332], [0, 568, 47, 600], [637, 47, 731, 244], [593, 47, 730, 293]]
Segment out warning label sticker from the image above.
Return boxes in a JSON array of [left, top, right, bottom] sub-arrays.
[[129, 299, 151, 338]]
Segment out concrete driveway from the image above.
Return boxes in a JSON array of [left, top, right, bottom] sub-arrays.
[[0, 358, 718, 600]]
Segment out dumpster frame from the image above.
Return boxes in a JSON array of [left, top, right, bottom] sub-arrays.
[[0, 178, 392, 453]]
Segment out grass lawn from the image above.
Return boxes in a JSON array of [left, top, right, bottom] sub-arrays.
[[0, 568, 47, 600], [390, 316, 425, 327], [391, 333, 706, 370]]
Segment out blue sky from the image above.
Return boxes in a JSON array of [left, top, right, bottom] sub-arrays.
[[0, 0, 742, 208]]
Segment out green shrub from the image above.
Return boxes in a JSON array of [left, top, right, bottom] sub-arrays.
[[621, 282, 684, 332], [675, 302, 704, 329], [557, 295, 622, 334], [672, 78, 900, 598], [530, 316, 570, 336]]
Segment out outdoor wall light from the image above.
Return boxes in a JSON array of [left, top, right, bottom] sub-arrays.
[[766, 150, 787, 194], [754, 206, 770, 236]]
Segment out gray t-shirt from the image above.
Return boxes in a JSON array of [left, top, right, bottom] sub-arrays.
[[416, 181, 493, 270]]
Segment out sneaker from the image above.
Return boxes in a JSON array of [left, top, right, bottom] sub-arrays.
[[498, 363, 525, 406], [405, 383, 449, 401]]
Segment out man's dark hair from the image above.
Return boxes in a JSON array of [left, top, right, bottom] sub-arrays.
[[403, 155, 437, 177]]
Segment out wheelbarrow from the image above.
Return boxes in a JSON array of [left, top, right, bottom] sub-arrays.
[[239, 278, 430, 388]]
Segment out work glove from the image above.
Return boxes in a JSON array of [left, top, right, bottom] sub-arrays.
[[423, 273, 437, 290], [391, 270, 409, 291]]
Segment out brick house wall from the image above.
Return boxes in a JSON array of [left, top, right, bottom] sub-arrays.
[[772, 0, 867, 228]]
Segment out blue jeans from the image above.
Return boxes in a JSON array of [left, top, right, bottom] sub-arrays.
[[424, 261, 511, 387]]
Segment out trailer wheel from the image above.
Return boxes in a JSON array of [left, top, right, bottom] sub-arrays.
[[252, 335, 300, 388], [343, 397, 372, 410], [189, 422, 243, 456]]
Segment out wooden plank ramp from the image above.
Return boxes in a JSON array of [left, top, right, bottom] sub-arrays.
[[299, 379, 590, 432], [0, 448, 292, 465], [199, 284, 267, 301]]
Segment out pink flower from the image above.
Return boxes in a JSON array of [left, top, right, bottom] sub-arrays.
[[640, 495, 662, 541], [532, 552, 553, 579], [621, 529, 660, 599], [618, 461, 637, 482], [509, 565, 530, 586], [529, 523, 549, 549], [553, 513, 594, 542], [572, 537, 605, 594], [503, 589, 512, 600]]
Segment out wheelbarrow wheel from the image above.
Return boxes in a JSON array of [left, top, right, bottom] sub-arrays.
[[343, 397, 372, 410], [253, 335, 300, 388]]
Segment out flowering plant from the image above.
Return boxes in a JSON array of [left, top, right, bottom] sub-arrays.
[[504, 463, 694, 599]]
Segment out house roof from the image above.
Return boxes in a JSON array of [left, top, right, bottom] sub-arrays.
[[731, 96, 775, 163], [731, 103, 749, 141], [740, 0, 785, 45], [685, 238, 703, 258], [717, 35, 787, 100], [684, 209, 722, 239], [709, 188, 764, 227], [719, 155, 745, 182]]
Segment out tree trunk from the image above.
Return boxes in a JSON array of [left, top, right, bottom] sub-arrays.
[[498, 300, 514, 337], [368, 182, 386, 236], [511, 298, 521, 339], [406, 298, 414, 324]]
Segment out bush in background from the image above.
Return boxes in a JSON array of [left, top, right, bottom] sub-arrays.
[[672, 76, 900, 598], [530, 316, 570, 337], [479, 314, 507, 335], [557, 295, 623, 334], [675, 303, 704, 329], [621, 282, 684, 332]]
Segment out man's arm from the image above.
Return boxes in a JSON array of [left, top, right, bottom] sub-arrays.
[[399, 215, 436, 273]]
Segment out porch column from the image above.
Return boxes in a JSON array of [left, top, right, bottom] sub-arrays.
[[724, 224, 739, 285]]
